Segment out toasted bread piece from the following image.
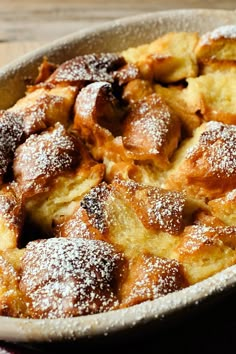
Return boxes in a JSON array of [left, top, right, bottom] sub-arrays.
[[74, 81, 125, 161], [208, 190, 236, 226], [120, 253, 187, 307], [48, 53, 126, 86], [19, 238, 124, 319], [154, 83, 201, 135], [122, 32, 199, 83], [164, 121, 236, 200], [122, 94, 181, 169], [176, 224, 236, 284], [183, 71, 236, 124], [73, 180, 188, 259], [9, 84, 78, 135], [122, 79, 154, 103], [0, 248, 26, 317], [13, 123, 104, 234], [195, 25, 236, 62], [0, 184, 24, 251]]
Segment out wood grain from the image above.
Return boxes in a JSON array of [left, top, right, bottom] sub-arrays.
[[0, 0, 235, 42], [0, 1, 235, 67]]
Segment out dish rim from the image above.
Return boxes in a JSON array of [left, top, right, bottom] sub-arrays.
[[0, 7, 236, 343]]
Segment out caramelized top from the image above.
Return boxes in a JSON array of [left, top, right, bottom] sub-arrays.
[[20, 237, 124, 318], [187, 122, 236, 178], [0, 111, 24, 182], [13, 123, 81, 196], [48, 53, 126, 85], [113, 179, 186, 235], [199, 25, 236, 46], [1, 27, 236, 320], [122, 94, 181, 168]]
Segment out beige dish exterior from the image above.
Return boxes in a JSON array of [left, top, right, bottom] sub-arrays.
[[0, 8, 236, 343]]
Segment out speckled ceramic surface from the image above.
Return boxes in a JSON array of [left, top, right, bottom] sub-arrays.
[[0, 8, 236, 343]]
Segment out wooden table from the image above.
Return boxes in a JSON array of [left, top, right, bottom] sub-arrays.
[[0, 1, 236, 353], [0, 0, 235, 67]]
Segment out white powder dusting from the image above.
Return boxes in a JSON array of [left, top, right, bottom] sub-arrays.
[[0, 111, 24, 177], [14, 123, 81, 192], [50, 53, 125, 84], [187, 121, 236, 178], [20, 237, 124, 319], [200, 25, 236, 45], [125, 255, 184, 304]]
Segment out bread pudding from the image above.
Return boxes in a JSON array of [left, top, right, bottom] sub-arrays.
[[0, 25, 236, 319]]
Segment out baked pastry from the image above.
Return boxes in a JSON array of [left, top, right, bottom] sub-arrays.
[[0, 248, 25, 317], [164, 121, 236, 200], [13, 123, 104, 234], [0, 25, 236, 319], [19, 237, 124, 319], [0, 183, 23, 250], [120, 253, 187, 307]]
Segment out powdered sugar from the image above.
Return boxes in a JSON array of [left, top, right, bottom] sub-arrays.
[[145, 188, 185, 235], [187, 122, 236, 178], [80, 183, 110, 234], [49, 53, 125, 84], [0, 190, 21, 229], [123, 95, 175, 156], [13, 123, 81, 193], [125, 255, 184, 304], [180, 224, 236, 253], [20, 237, 123, 319], [200, 25, 236, 45], [0, 111, 24, 178]]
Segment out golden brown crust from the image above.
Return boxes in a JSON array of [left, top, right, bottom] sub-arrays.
[[19, 238, 124, 319], [9, 84, 78, 136], [113, 179, 186, 235], [0, 111, 24, 183], [74, 81, 125, 160], [176, 224, 236, 284], [164, 122, 236, 200], [113, 63, 140, 86], [0, 27, 236, 320], [195, 25, 236, 62], [122, 94, 181, 169], [48, 53, 126, 86], [0, 183, 24, 250], [0, 249, 26, 317], [208, 190, 236, 226], [55, 205, 105, 241], [120, 253, 187, 307], [13, 123, 82, 198]]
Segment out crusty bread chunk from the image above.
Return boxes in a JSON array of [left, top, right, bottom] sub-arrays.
[[59, 179, 188, 260], [13, 123, 104, 234], [195, 25, 236, 62], [122, 32, 199, 83], [120, 253, 187, 307], [9, 84, 78, 135], [19, 238, 124, 319], [183, 71, 236, 124], [208, 190, 236, 226], [164, 121, 236, 201], [0, 184, 23, 251], [176, 224, 236, 284], [122, 94, 181, 170], [0, 248, 26, 317]]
